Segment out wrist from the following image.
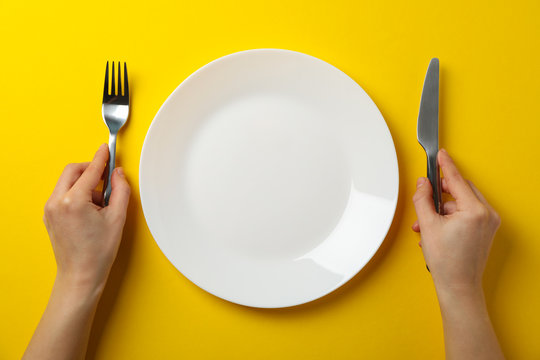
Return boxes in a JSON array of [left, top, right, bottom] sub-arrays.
[[435, 282, 485, 309], [54, 270, 108, 301]]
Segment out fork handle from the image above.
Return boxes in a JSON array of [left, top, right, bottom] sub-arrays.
[[103, 133, 117, 206]]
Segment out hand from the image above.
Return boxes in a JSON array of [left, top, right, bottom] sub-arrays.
[[411, 149, 501, 294], [43, 144, 131, 293]]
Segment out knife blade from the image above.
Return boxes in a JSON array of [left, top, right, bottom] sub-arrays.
[[417, 58, 443, 214]]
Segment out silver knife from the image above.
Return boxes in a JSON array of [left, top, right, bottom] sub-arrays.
[[417, 58, 443, 214]]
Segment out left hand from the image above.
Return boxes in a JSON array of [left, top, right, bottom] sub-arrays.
[[43, 144, 131, 292]]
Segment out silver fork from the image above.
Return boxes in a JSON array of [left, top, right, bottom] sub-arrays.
[[102, 61, 130, 205]]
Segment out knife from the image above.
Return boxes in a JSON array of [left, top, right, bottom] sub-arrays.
[[417, 58, 443, 215]]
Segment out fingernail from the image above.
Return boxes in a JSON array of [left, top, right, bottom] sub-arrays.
[[94, 144, 107, 159], [440, 148, 447, 154], [117, 167, 125, 178], [416, 177, 426, 188]]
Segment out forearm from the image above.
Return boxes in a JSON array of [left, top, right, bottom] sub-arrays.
[[436, 285, 504, 360], [23, 275, 104, 360]]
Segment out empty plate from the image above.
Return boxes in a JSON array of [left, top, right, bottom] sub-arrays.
[[140, 49, 399, 308]]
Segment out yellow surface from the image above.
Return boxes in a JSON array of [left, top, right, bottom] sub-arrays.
[[1, 0, 539, 359]]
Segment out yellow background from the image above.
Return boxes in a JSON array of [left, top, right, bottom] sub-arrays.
[[1, 0, 539, 359]]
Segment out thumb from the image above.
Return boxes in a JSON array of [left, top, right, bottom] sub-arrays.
[[106, 167, 131, 222], [412, 177, 437, 228]]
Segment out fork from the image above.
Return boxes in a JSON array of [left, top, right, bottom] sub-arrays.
[[102, 61, 130, 205]]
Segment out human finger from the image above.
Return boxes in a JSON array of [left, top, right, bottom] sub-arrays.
[[105, 168, 130, 221], [466, 180, 490, 206], [443, 200, 458, 215], [412, 220, 420, 232], [438, 149, 477, 207], [72, 144, 108, 196], [50, 162, 90, 198], [442, 178, 450, 194], [412, 177, 438, 228]]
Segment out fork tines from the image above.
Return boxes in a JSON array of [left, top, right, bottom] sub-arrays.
[[103, 61, 129, 100]]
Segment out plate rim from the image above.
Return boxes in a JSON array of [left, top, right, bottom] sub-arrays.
[[139, 48, 400, 308]]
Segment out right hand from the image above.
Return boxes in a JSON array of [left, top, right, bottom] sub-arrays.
[[411, 149, 501, 294]]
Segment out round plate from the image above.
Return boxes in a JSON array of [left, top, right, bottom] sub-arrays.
[[140, 49, 399, 308]]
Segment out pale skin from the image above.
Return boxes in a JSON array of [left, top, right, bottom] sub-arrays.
[[412, 148, 505, 360], [24, 145, 503, 359], [23, 144, 130, 360]]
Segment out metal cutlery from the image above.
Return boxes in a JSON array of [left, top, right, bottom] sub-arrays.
[[102, 61, 130, 206], [417, 58, 442, 214]]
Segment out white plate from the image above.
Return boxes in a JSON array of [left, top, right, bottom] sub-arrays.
[[140, 49, 399, 308]]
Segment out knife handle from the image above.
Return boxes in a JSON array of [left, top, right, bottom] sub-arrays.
[[425, 153, 442, 273], [427, 153, 443, 214]]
